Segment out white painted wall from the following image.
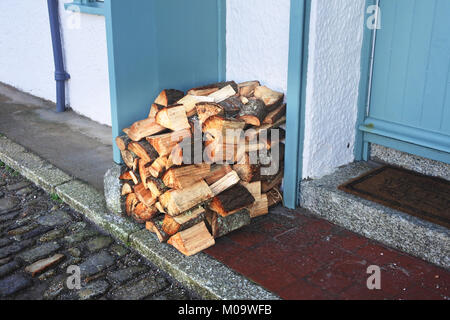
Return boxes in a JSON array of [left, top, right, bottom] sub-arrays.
[[0, 0, 111, 126], [226, 0, 291, 94], [301, 0, 365, 179]]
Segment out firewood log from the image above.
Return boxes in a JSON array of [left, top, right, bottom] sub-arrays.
[[146, 177, 168, 198], [261, 170, 283, 193], [209, 184, 255, 217], [159, 180, 214, 217], [138, 159, 152, 189], [162, 206, 206, 236], [202, 116, 246, 142], [240, 96, 249, 105], [263, 104, 287, 125], [248, 194, 269, 218], [146, 129, 192, 157], [245, 116, 286, 141], [167, 222, 215, 256], [121, 183, 133, 196], [259, 128, 286, 151], [154, 89, 185, 107], [208, 85, 237, 103], [267, 187, 283, 207], [218, 96, 243, 118], [148, 103, 165, 119], [155, 105, 190, 131], [155, 202, 167, 214], [129, 171, 140, 185], [195, 102, 224, 124], [146, 216, 170, 243], [124, 193, 139, 216], [134, 183, 157, 208], [133, 202, 158, 223], [241, 181, 262, 198], [238, 99, 267, 126], [162, 164, 211, 190], [128, 140, 159, 163], [177, 95, 215, 117], [204, 138, 245, 164], [116, 135, 132, 151], [209, 170, 241, 196], [205, 164, 233, 185], [124, 118, 166, 142], [238, 81, 261, 97], [205, 209, 251, 239], [254, 86, 284, 111], [121, 150, 139, 171], [148, 156, 168, 178], [187, 81, 238, 97]]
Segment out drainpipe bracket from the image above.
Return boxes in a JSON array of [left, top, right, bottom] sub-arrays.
[[55, 71, 70, 81]]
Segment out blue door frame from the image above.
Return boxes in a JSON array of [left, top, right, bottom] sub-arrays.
[[284, 0, 310, 209]]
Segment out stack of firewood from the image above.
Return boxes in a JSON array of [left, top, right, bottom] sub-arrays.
[[115, 81, 285, 256]]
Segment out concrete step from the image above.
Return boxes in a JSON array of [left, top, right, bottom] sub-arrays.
[[300, 162, 450, 269]]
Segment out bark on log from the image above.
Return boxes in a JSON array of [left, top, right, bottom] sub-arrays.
[[146, 129, 192, 158], [261, 170, 283, 193], [121, 150, 139, 172], [132, 202, 158, 223], [128, 140, 159, 163], [254, 86, 284, 111], [115, 135, 132, 151], [146, 177, 168, 198], [238, 99, 267, 126], [205, 208, 251, 239], [146, 215, 170, 243], [238, 81, 261, 97], [148, 103, 165, 119], [195, 102, 224, 124], [154, 89, 185, 107], [263, 104, 287, 125], [162, 206, 206, 236], [218, 96, 243, 118], [209, 184, 255, 217], [205, 164, 233, 185]]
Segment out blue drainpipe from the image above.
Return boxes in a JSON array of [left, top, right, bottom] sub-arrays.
[[47, 0, 70, 113]]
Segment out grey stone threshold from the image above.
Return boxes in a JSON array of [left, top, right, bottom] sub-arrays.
[[300, 162, 450, 270], [0, 135, 278, 300]]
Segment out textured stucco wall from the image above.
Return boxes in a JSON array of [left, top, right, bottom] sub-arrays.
[[0, 0, 111, 126], [302, 0, 365, 179], [226, 0, 291, 93]]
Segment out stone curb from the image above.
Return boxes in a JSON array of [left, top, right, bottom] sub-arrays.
[[0, 135, 279, 300]]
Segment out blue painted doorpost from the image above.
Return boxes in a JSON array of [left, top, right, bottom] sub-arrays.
[[105, 0, 226, 163], [284, 0, 310, 209], [360, 0, 450, 163]]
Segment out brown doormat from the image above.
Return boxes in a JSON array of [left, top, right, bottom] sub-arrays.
[[338, 166, 450, 229]]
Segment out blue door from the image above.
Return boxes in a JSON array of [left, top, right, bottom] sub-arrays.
[[361, 0, 450, 164]]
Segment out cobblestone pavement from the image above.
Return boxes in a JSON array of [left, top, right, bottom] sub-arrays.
[[0, 162, 195, 300]]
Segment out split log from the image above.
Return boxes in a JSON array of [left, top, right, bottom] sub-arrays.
[[124, 193, 139, 216], [115, 135, 132, 151], [155, 202, 167, 214], [128, 140, 159, 163], [248, 194, 269, 218], [148, 103, 165, 119], [254, 86, 284, 111], [209, 170, 240, 196], [205, 164, 233, 185], [121, 150, 139, 171], [263, 104, 286, 125], [238, 99, 267, 126], [159, 180, 214, 217], [204, 138, 245, 164], [138, 159, 152, 189], [208, 85, 237, 103], [146, 177, 168, 198], [195, 102, 224, 124], [206, 209, 251, 239], [202, 116, 246, 142], [238, 81, 261, 97], [121, 183, 133, 196], [245, 116, 286, 141], [146, 216, 170, 243], [124, 118, 166, 142], [129, 171, 140, 185], [177, 95, 215, 117], [154, 89, 185, 107], [148, 156, 168, 178], [187, 81, 238, 97], [134, 183, 157, 208], [240, 96, 249, 105], [267, 187, 283, 207], [241, 181, 262, 198], [147, 129, 192, 157], [167, 222, 215, 256], [162, 164, 211, 190], [261, 170, 283, 193], [162, 206, 206, 236], [218, 96, 243, 118], [233, 153, 263, 183], [155, 105, 190, 131], [133, 203, 158, 223], [209, 184, 255, 217]]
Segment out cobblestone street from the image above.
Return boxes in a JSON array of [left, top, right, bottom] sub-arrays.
[[0, 161, 194, 300]]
